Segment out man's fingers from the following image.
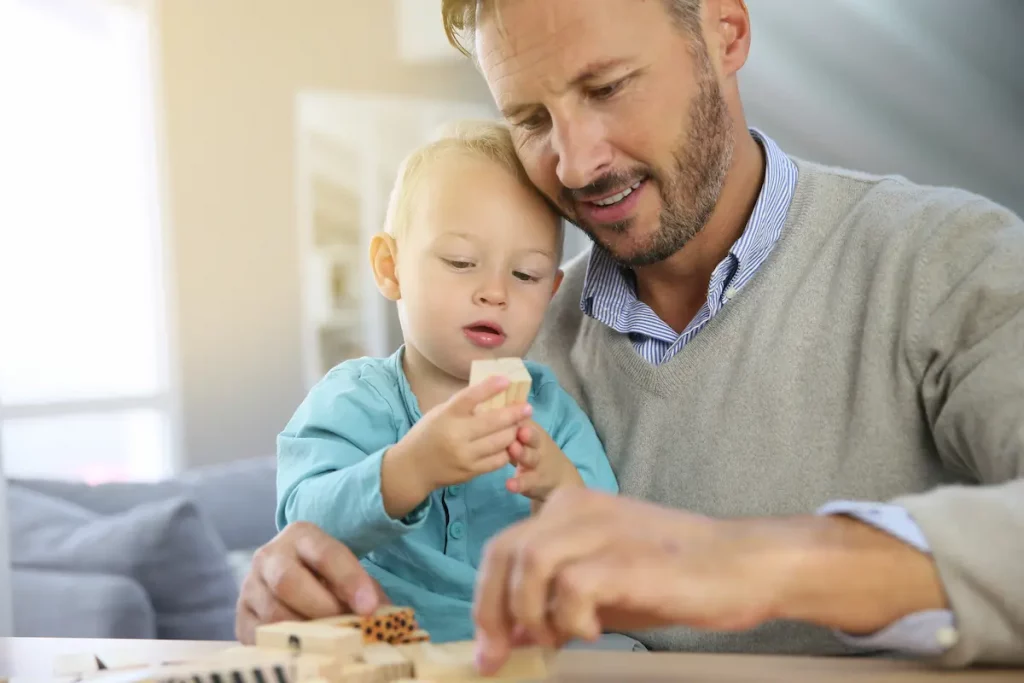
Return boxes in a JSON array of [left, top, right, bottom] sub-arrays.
[[235, 574, 305, 644], [474, 521, 537, 675], [507, 518, 615, 647], [450, 375, 510, 413], [252, 539, 342, 621], [290, 522, 386, 615], [550, 567, 602, 643]]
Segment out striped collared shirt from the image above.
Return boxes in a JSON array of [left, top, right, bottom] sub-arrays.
[[579, 129, 798, 366]]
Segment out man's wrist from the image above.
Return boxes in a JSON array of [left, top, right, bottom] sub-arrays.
[[766, 514, 949, 635]]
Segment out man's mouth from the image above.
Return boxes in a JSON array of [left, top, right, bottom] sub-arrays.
[[589, 179, 644, 207], [574, 178, 647, 226]]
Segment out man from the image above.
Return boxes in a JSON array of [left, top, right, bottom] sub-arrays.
[[236, 0, 1024, 673]]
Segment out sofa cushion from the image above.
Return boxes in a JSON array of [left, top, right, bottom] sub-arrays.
[[9, 485, 240, 640], [14, 455, 278, 551], [12, 567, 156, 639], [177, 456, 277, 551]]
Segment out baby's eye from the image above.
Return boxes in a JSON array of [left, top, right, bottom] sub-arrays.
[[513, 271, 540, 282], [443, 258, 473, 269]]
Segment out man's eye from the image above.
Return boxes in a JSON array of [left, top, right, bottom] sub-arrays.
[[516, 111, 549, 131], [589, 79, 625, 101]]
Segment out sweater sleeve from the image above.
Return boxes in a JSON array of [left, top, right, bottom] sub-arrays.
[[275, 365, 430, 558], [895, 194, 1024, 667]]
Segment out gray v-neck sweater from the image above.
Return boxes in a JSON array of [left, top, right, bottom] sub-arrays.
[[528, 158, 1024, 666]]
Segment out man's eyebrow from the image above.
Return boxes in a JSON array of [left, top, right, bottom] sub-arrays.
[[501, 58, 632, 119]]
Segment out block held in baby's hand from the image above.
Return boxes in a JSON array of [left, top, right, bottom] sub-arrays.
[[470, 357, 532, 412]]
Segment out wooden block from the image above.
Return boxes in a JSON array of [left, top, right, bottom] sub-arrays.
[[256, 619, 364, 658], [90, 650, 294, 683], [295, 652, 347, 682], [470, 359, 507, 412], [499, 357, 532, 405], [471, 358, 531, 411], [359, 643, 415, 681], [411, 641, 550, 681]]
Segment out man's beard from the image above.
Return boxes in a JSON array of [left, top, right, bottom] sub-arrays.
[[563, 46, 734, 268]]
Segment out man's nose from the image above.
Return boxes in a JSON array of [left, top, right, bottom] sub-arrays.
[[551, 113, 613, 192]]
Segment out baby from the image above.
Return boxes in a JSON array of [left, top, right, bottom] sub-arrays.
[[275, 120, 618, 643]]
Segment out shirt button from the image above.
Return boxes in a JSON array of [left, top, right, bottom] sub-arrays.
[[449, 522, 465, 540], [724, 286, 739, 299], [446, 485, 461, 497], [936, 626, 959, 649]]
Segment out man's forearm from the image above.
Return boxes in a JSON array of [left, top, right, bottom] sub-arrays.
[[767, 514, 949, 635]]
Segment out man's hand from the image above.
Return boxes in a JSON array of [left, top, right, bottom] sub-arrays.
[[235, 521, 390, 644], [382, 375, 533, 518], [505, 421, 583, 501], [471, 488, 949, 675]]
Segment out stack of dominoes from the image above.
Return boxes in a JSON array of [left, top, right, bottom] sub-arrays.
[[55, 606, 551, 682]]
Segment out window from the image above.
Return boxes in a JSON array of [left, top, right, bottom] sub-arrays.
[[0, 0, 177, 483]]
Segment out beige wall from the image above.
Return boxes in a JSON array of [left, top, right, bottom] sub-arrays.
[[158, 0, 490, 468]]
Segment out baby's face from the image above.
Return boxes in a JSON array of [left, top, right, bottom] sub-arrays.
[[397, 153, 562, 380]]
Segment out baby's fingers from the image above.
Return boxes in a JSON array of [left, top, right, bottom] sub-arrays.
[[470, 427, 519, 461], [467, 402, 533, 440], [474, 451, 513, 476], [506, 469, 547, 499]]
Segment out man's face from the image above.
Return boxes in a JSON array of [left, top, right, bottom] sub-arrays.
[[477, 0, 734, 268]]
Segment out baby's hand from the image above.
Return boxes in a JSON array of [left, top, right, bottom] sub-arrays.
[[388, 375, 532, 498], [505, 420, 584, 502]]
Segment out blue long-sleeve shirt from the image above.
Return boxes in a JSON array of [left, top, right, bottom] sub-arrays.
[[276, 347, 618, 642]]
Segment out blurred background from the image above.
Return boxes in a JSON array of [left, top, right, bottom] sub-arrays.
[[0, 0, 1020, 640]]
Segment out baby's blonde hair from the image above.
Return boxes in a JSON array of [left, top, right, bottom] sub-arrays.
[[383, 119, 561, 255]]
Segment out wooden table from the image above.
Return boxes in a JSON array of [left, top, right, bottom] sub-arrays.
[[0, 637, 1021, 681]]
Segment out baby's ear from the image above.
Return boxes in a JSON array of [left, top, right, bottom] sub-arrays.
[[369, 232, 401, 301], [550, 268, 564, 299]]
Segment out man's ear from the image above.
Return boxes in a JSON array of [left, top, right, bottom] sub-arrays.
[[550, 269, 564, 299], [369, 232, 401, 301]]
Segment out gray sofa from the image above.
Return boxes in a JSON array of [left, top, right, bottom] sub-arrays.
[[7, 456, 278, 640]]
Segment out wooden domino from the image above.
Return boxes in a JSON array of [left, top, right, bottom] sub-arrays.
[[255, 619, 363, 658], [73, 649, 295, 683], [358, 643, 415, 680], [54, 605, 555, 682], [469, 357, 532, 411], [499, 357, 532, 405], [406, 641, 550, 681]]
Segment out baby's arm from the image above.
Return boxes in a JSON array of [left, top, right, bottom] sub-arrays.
[[276, 366, 431, 558], [547, 386, 619, 495]]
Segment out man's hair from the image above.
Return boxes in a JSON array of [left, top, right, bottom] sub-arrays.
[[383, 119, 563, 257], [441, 0, 702, 58]]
